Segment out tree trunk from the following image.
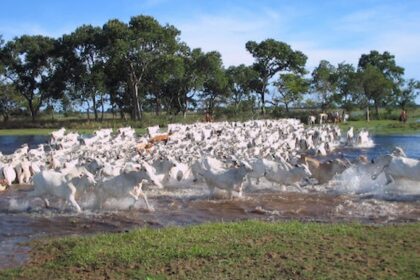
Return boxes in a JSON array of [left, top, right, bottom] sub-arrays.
[[260, 92, 266, 115], [155, 97, 161, 116], [132, 83, 141, 120], [100, 94, 105, 122], [285, 103, 289, 113], [92, 96, 98, 121], [28, 100, 37, 122], [366, 106, 370, 122], [183, 99, 188, 119], [374, 103, 380, 119]]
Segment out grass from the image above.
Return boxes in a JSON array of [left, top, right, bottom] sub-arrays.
[[1, 220, 419, 279], [339, 120, 420, 135], [1, 108, 420, 136]]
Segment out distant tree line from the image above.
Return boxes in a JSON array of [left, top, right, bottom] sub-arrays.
[[0, 15, 419, 122]]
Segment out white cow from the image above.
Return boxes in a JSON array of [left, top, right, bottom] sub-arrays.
[[319, 113, 328, 124], [2, 165, 16, 186], [247, 158, 311, 190], [15, 161, 32, 184], [346, 127, 354, 145], [307, 115, 316, 125], [199, 162, 253, 198], [371, 154, 420, 185], [95, 168, 151, 210], [30, 168, 96, 212]]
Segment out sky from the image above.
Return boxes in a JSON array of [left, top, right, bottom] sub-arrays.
[[1, 0, 419, 102]]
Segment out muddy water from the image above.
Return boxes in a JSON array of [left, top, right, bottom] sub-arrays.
[[1, 182, 419, 269]]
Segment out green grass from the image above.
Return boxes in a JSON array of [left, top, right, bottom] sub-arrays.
[[1, 108, 420, 136], [339, 120, 420, 135], [1, 220, 419, 279]]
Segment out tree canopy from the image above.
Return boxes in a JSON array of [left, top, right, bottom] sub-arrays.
[[0, 16, 417, 122]]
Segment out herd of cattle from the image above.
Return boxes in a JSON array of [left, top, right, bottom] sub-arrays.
[[0, 119, 418, 212]]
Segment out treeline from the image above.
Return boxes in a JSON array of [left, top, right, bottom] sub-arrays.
[[0, 15, 419, 122]]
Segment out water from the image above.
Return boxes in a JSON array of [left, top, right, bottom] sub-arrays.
[[0, 134, 419, 269], [0, 135, 50, 155], [337, 135, 420, 161]]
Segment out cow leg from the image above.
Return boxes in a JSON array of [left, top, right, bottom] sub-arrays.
[[128, 191, 139, 210], [384, 169, 394, 185], [68, 195, 82, 213], [246, 175, 253, 187], [44, 198, 50, 208], [293, 183, 303, 192], [133, 190, 152, 211], [237, 183, 243, 198]]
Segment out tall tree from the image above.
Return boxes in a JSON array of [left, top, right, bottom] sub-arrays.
[[226, 64, 257, 112], [103, 15, 181, 120], [60, 25, 105, 121], [274, 73, 309, 113], [358, 50, 405, 115], [2, 35, 61, 121], [246, 39, 307, 114], [357, 65, 393, 121], [311, 60, 338, 111], [335, 62, 358, 113], [199, 51, 230, 115]]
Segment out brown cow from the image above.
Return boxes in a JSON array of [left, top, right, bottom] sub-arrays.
[[299, 155, 350, 184], [204, 112, 213, 123], [135, 142, 154, 154]]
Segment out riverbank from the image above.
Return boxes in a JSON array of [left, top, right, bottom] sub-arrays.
[[1, 119, 419, 136], [1, 220, 418, 279], [339, 120, 420, 135]]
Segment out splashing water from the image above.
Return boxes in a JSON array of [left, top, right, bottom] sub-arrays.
[[329, 165, 420, 200]]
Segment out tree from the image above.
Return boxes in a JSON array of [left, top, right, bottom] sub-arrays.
[[199, 51, 230, 115], [2, 35, 61, 121], [358, 50, 405, 115], [146, 54, 184, 115], [357, 65, 393, 121], [311, 60, 338, 111], [358, 50, 404, 84], [246, 39, 307, 114], [103, 15, 181, 120], [274, 73, 309, 112], [0, 84, 22, 122], [226, 64, 257, 112], [395, 79, 420, 110], [60, 25, 106, 121], [335, 62, 358, 113]]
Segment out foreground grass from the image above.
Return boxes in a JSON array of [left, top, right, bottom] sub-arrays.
[[1, 221, 419, 279]]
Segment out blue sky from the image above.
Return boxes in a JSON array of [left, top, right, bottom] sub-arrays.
[[1, 0, 419, 101]]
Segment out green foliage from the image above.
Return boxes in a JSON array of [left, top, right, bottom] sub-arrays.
[[246, 39, 307, 114], [274, 73, 309, 112], [311, 60, 338, 110], [2, 35, 62, 121], [395, 78, 420, 110], [0, 18, 418, 125]]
